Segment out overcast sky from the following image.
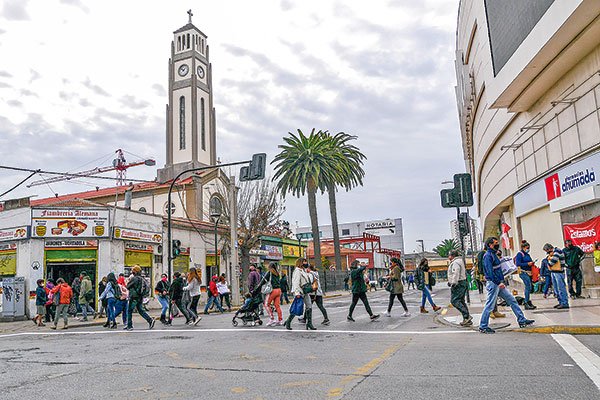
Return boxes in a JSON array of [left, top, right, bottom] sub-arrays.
[[0, 0, 466, 253]]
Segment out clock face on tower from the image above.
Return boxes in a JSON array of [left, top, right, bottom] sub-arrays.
[[197, 66, 205, 79], [178, 64, 189, 77]]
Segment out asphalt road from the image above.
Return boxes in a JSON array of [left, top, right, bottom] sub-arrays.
[[1, 287, 599, 399]]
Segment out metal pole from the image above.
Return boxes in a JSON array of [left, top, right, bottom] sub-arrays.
[[214, 217, 219, 280], [457, 206, 470, 304], [229, 176, 240, 306]]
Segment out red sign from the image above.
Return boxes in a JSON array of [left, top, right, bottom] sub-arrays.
[[545, 173, 561, 201], [563, 216, 600, 253]]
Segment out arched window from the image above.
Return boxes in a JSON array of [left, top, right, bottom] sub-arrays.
[[179, 96, 186, 150], [201, 98, 206, 150], [177, 36, 181, 51], [187, 33, 190, 49]]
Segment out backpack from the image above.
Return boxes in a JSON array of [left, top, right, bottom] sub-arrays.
[[113, 282, 122, 299], [476, 250, 486, 276], [52, 289, 61, 306], [141, 278, 150, 298]]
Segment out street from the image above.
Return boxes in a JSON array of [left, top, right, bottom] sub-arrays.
[[2, 288, 600, 399]]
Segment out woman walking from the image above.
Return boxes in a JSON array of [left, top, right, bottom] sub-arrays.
[[308, 265, 330, 325], [98, 276, 108, 318], [263, 263, 283, 326], [284, 258, 316, 330], [515, 240, 537, 310], [384, 258, 410, 317], [155, 273, 170, 324], [183, 268, 202, 325], [99, 272, 118, 329], [217, 274, 232, 311], [415, 258, 440, 314], [347, 260, 380, 322]]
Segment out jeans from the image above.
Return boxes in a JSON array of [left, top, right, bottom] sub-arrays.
[[81, 302, 95, 319], [479, 281, 527, 329], [450, 280, 470, 319], [542, 275, 552, 295], [54, 304, 69, 325], [174, 299, 193, 323], [204, 295, 224, 313], [566, 267, 583, 297], [107, 297, 116, 323], [127, 298, 152, 329], [420, 286, 436, 308], [519, 272, 532, 303], [551, 272, 569, 306], [387, 292, 408, 313], [280, 291, 290, 304], [157, 295, 169, 317], [113, 300, 128, 324], [348, 292, 372, 317], [188, 295, 200, 318]]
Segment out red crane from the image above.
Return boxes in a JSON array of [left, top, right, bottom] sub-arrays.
[[27, 149, 155, 188]]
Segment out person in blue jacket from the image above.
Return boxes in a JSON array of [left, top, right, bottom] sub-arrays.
[[515, 240, 537, 310], [540, 258, 554, 298], [478, 237, 534, 334]]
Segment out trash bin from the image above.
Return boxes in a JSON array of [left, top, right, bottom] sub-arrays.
[[1, 277, 26, 318]]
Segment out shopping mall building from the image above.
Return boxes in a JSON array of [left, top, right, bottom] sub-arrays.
[[455, 0, 600, 286]]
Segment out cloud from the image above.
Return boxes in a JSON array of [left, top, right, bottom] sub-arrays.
[[29, 69, 40, 83], [0, 82, 11, 89], [0, 71, 12, 78], [20, 89, 37, 97], [120, 95, 150, 110], [7, 99, 22, 107], [82, 77, 110, 97], [1, 0, 30, 21], [60, 0, 89, 13], [280, 0, 294, 11], [152, 83, 166, 97]]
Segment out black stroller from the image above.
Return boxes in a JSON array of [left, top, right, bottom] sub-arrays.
[[232, 292, 263, 327]]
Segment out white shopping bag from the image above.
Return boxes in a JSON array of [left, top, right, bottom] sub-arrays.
[[499, 257, 518, 277]]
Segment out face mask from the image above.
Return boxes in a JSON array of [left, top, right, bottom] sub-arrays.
[[524, 249, 529, 253], [161, 277, 167, 282], [493, 244, 500, 251], [303, 263, 309, 268]]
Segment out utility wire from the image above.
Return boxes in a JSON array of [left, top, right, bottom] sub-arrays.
[[0, 170, 40, 199], [0, 165, 156, 184]]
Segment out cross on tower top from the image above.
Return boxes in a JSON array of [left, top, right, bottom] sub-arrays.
[[187, 9, 193, 24]]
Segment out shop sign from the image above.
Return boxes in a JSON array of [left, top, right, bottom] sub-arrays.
[[0, 243, 17, 252], [250, 249, 269, 256], [0, 226, 29, 242], [124, 242, 154, 253], [44, 239, 98, 249], [32, 209, 110, 238], [563, 216, 600, 253], [0, 244, 17, 275], [282, 244, 301, 258], [545, 152, 599, 201], [113, 227, 162, 243], [262, 244, 283, 260], [364, 219, 396, 236]]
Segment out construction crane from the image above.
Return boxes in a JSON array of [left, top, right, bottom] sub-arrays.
[[27, 149, 156, 188]]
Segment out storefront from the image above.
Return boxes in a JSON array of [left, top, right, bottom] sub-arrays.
[[205, 252, 220, 282], [0, 226, 28, 278], [113, 226, 162, 288], [172, 247, 191, 276], [281, 242, 303, 277], [260, 242, 283, 271], [44, 240, 98, 288]]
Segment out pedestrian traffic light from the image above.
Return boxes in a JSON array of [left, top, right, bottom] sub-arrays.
[[240, 153, 266, 181], [458, 212, 469, 237], [172, 239, 181, 258]]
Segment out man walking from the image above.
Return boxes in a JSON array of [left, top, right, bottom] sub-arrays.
[[447, 250, 472, 326], [544, 243, 570, 309], [50, 278, 73, 330], [479, 237, 534, 334], [280, 271, 290, 305], [563, 239, 585, 299], [78, 272, 95, 321], [169, 272, 194, 325], [347, 260, 380, 322], [125, 266, 155, 331]]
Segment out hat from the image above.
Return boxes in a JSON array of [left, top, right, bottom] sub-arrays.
[[132, 265, 142, 274], [212, 275, 218, 281]]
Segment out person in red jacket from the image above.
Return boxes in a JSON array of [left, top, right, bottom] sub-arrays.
[[50, 278, 73, 330], [203, 275, 224, 314]]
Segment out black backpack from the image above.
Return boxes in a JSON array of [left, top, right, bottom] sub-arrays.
[[141, 278, 150, 298], [113, 282, 122, 299], [476, 250, 486, 276]]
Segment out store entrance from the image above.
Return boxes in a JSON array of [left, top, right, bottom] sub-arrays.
[[46, 262, 96, 290]]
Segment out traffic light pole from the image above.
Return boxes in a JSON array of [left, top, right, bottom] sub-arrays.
[[456, 206, 471, 304], [166, 159, 251, 323]]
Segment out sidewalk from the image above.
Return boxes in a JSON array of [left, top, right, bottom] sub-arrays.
[[440, 289, 600, 334]]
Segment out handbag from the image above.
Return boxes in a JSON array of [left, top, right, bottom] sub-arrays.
[[52, 290, 60, 306], [385, 279, 393, 292], [289, 296, 304, 316], [261, 273, 273, 295], [84, 290, 94, 302]]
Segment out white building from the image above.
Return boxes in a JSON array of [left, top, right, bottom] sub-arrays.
[[455, 0, 600, 286], [450, 216, 482, 253]]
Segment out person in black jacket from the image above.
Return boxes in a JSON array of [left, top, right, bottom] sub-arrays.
[[125, 265, 155, 331], [169, 272, 193, 325], [279, 271, 290, 305], [155, 273, 170, 324]]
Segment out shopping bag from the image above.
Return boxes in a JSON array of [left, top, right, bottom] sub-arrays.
[[289, 296, 304, 316], [499, 257, 518, 276]]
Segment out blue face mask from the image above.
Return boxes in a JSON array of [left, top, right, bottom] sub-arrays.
[[524, 249, 530, 253]]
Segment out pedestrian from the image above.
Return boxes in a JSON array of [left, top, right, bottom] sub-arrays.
[[280, 271, 290, 305], [155, 273, 170, 324], [33, 279, 47, 327], [125, 266, 156, 331], [478, 237, 534, 334], [184, 267, 202, 319], [594, 242, 600, 273], [343, 273, 350, 291], [407, 273, 415, 290], [284, 258, 316, 330], [78, 272, 95, 321], [415, 258, 440, 314], [262, 263, 283, 326], [384, 257, 410, 318], [204, 275, 225, 314], [169, 271, 196, 325], [563, 239, 585, 299], [515, 240, 537, 310], [248, 264, 261, 292], [99, 272, 119, 329], [44, 279, 55, 323], [98, 276, 107, 318], [540, 258, 554, 298], [71, 276, 81, 317], [307, 264, 330, 325], [217, 275, 232, 311], [544, 243, 570, 309], [50, 278, 73, 330], [113, 275, 129, 326], [447, 250, 471, 326], [347, 260, 380, 322]]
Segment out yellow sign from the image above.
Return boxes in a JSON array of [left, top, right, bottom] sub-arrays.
[[283, 244, 301, 258], [0, 250, 17, 276]]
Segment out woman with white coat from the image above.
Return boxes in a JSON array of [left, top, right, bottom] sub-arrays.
[[183, 267, 202, 325], [284, 258, 316, 330]]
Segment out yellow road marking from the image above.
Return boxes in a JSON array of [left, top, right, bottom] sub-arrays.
[[231, 387, 247, 394], [282, 380, 324, 388]]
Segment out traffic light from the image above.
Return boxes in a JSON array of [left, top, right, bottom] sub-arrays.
[[458, 212, 469, 237], [172, 239, 181, 259], [240, 153, 266, 181]]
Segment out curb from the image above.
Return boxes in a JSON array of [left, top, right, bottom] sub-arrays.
[[508, 325, 600, 335]]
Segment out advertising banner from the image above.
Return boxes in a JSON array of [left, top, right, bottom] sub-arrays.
[[364, 219, 396, 236], [0, 243, 17, 276], [114, 227, 162, 243], [282, 244, 301, 258], [32, 209, 110, 238], [262, 244, 283, 260], [0, 226, 29, 242], [44, 239, 98, 249], [563, 216, 600, 253]]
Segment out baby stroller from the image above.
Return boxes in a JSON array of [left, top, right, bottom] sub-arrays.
[[232, 292, 263, 327]]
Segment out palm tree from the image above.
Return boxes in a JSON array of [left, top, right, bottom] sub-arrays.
[[272, 129, 340, 268], [433, 239, 461, 258], [320, 131, 366, 271]]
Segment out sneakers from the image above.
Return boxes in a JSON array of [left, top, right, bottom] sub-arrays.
[[432, 306, 441, 312], [124, 327, 133, 331], [491, 311, 505, 319], [479, 327, 495, 334], [148, 320, 156, 330], [553, 304, 561, 309], [384, 311, 391, 317], [63, 323, 68, 330], [401, 311, 411, 317], [556, 304, 570, 309], [347, 316, 355, 322], [50, 325, 57, 330], [321, 319, 330, 326], [370, 314, 380, 321], [276, 320, 284, 326], [460, 316, 473, 327], [519, 319, 535, 328], [193, 316, 202, 325], [266, 319, 275, 326]]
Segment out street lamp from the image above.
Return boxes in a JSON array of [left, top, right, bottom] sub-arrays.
[[210, 196, 223, 279]]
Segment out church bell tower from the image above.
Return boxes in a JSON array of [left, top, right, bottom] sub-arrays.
[[158, 10, 217, 182]]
